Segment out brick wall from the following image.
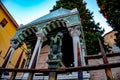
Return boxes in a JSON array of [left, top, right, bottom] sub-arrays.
[[88, 56, 120, 80], [36, 45, 49, 69]]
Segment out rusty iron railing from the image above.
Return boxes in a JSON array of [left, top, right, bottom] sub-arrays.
[[0, 62, 120, 80]]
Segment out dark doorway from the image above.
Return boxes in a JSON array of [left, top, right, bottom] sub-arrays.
[[43, 27, 74, 67], [61, 30, 74, 67]]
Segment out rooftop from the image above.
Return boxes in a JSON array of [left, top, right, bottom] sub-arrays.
[[26, 8, 71, 26]]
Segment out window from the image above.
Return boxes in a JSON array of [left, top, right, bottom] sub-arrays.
[[113, 43, 120, 53], [0, 18, 8, 28]]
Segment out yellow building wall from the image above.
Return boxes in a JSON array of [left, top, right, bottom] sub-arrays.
[[0, 3, 26, 69], [0, 6, 16, 65], [104, 31, 117, 53]]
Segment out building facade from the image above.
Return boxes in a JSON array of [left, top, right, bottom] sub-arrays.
[[104, 31, 120, 53], [0, 1, 26, 73]]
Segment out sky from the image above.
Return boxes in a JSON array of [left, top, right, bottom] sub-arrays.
[[2, 0, 112, 35], [84, 0, 113, 35]]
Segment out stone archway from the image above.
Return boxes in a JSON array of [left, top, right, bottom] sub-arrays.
[[18, 27, 38, 53], [39, 19, 74, 68]]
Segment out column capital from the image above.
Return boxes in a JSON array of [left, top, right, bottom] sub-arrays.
[[69, 26, 81, 37], [36, 31, 47, 41], [10, 38, 22, 49]]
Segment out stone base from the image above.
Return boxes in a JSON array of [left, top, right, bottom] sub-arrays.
[[47, 60, 61, 69]]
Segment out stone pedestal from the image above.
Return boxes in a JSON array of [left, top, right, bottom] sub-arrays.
[[47, 59, 61, 69]]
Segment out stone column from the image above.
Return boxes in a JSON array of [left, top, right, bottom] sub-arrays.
[[24, 31, 44, 80], [81, 43, 86, 66], [0, 47, 15, 78], [5, 39, 22, 68], [5, 47, 15, 68], [1, 39, 22, 78], [35, 32, 45, 68], [28, 38, 40, 68], [28, 31, 45, 68], [70, 26, 81, 67], [23, 31, 45, 79], [69, 26, 84, 79]]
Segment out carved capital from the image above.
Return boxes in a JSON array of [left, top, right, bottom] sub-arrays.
[[10, 39, 22, 49], [36, 31, 47, 42], [69, 26, 81, 37]]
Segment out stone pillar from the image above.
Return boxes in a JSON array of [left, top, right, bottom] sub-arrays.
[[5, 47, 15, 68], [28, 38, 40, 68], [23, 31, 45, 79], [81, 43, 86, 66], [69, 26, 84, 79], [70, 26, 81, 67], [35, 32, 45, 68], [5, 39, 22, 68], [1, 39, 22, 78], [28, 31, 45, 68], [0, 47, 15, 78]]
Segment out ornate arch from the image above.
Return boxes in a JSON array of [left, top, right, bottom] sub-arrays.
[[42, 19, 67, 36], [11, 27, 38, 53]]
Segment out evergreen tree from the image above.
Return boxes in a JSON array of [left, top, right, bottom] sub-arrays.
[[51, 0, 105, 55], [96, 0, 120, 47], [96, 0, 120, 29]]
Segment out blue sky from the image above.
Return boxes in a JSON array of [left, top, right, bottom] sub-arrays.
[[2, 0, 57, 25], [2, 0, 112, 34], [84, 0, 112, 34]]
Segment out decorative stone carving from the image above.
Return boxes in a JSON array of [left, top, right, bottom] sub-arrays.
[[36, 31, 47, 42], [10, 39, 22, 49], [69, 25, 81, 37]]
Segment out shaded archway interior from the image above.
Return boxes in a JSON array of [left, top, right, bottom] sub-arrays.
[[42, 27, 74, 67], [25, 33, 37, 53]]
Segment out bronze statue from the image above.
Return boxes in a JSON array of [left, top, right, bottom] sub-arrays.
[[47, 32, 63, 68]]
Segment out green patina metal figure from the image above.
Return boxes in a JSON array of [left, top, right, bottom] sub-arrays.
[[47, 32, 63, 69]]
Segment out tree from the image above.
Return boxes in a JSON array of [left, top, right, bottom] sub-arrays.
[[51, 0, 105, 55], [96, 0, 120, 29], [96, 0, 120, 47]]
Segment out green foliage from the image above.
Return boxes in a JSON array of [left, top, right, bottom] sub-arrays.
[[97, 0, 120, 47], [51, 0, 106, 55]]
